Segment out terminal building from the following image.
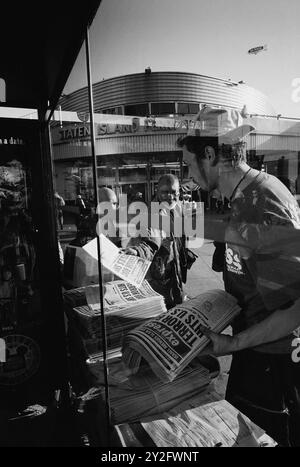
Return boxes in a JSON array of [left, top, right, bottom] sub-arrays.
[[51, 71, 300, 204]]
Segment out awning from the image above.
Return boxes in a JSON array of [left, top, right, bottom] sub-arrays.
[[0, 1, 101, 111]]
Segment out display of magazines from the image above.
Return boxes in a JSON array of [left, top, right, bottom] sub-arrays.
[[122, 289, 240, 382], [80, 355, 220, 424], [0, 155, 37, 334], [63, 280, 167, 361]]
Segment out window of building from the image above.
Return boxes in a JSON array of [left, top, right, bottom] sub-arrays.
[[177, 102, 199, 115], [151, 102, 176, 116], [101, 106, 123, 115], [124, 103, 149, 116]]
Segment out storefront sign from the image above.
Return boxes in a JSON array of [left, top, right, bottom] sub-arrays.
[[0, 136, 25, 145], [59, 125, 90, 140], [98, 122, 138, 135], [77, 111, 90, 123], [97, 116, 178, 136], [56, 115, 197, 143]]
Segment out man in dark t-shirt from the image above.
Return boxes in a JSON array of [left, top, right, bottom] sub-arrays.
[[178, 105, 300, 446]]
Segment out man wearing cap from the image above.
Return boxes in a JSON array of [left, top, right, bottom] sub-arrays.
[[178, 106, 300, 446]]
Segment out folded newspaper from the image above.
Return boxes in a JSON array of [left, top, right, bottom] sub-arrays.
[[122, 289, 240, 382], [82, 234, 151, 288]]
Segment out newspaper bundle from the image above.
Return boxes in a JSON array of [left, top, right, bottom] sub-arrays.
[[116, 392, 275, 447], [64, 280, 167, 361], [81, 355, 220, 424], [122, 289, 240, 382], [82, 234, 151, 288]]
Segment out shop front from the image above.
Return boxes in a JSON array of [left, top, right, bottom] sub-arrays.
[[51, 113, 189, 206]]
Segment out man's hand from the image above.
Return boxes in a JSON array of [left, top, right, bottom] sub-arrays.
[[122, 247, 138, 256], [198, 325, 237, 357]]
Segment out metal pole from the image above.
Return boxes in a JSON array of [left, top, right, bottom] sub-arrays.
[[85, 27, 111, 444]]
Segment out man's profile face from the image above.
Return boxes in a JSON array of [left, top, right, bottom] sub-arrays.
[[182, 145, 218, 192], [102, 191, 118, 210], [97, 188, 118, 217]]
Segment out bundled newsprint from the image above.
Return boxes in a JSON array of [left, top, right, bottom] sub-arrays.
[[64, 280, 166, 360], [83, 234, 151, 288], [116, 393, 275, 447], [122, 290, 240, 382], [81, 355, 220, 424]]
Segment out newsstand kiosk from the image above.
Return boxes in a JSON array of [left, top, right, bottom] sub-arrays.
[[0, 2, 277, 448]]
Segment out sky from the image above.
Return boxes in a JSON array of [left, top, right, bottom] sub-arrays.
[[64, 0, 300, 117]]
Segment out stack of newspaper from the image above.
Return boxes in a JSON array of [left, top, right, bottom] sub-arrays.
[[122, 289, 240, 382], [115, 391, 276, 447], [64, 280, 167, 361], [81, 355, 220, 424]]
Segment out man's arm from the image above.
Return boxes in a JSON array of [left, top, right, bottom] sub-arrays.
[[200, 297, 300, 356]]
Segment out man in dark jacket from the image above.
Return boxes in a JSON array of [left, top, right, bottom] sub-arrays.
[[125, 174, 190, 309]]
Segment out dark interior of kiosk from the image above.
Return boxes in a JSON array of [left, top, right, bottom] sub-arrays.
[[0, 1, 101, 446]]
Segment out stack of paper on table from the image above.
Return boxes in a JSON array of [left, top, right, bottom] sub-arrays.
[[122, 289, 240, 382], [81, 355, 220, 424], [115, 390, 277, 447], [64, 280, 167, 361]]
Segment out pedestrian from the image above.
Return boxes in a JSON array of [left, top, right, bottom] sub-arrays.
[[76, 194, 86, 214], [177, 105, 300, 446], [54, 192, 65, 230], [97, 187, 121, 247], [75, 194, 87, 230], [124, 174, 197, 309]]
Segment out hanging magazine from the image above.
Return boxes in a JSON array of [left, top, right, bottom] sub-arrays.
[[122, 289, 240, 382]]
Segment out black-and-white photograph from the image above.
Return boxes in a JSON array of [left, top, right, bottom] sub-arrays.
[[1, 0, 300, 452]]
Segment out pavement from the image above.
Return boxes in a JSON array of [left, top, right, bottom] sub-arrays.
[[184, 240, 224, 298]]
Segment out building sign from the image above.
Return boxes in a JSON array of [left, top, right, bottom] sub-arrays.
[[59, 125, 91, 140], [56, 115, 200, 143], [97, 117, 193, 136], [77, 111, 90, 123]]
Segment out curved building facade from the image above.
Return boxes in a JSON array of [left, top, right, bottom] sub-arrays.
[[60, 71, 275, 116]]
